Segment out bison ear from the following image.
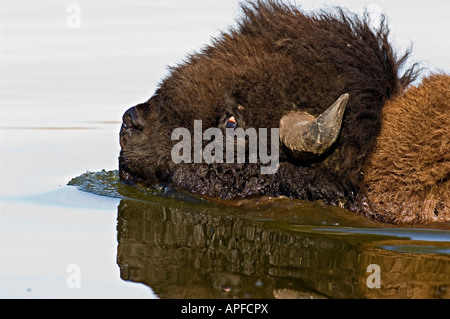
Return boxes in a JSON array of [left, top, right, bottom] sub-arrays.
[[279, 93, 349, 160]]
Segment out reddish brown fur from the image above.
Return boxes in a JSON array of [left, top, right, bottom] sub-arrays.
[[358, 74, 450, 224]]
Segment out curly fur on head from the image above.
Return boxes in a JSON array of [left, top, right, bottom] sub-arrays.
[[358, 74, 450, 224], [119, 1, 423, 222]]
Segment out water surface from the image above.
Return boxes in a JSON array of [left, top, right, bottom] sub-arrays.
[[1, 0, 450, 299], [67, 170, 450, 299]]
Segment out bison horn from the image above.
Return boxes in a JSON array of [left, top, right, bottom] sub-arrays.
[[279, 93, 349, 160]]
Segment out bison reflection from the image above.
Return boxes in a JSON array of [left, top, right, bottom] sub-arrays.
[[116, 199, 450, 299]]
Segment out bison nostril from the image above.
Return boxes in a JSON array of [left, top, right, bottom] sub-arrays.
[[123, 106, 144, 131], [120, 106, 145, 148]]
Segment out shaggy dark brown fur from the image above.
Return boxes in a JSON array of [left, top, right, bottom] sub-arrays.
[[119, 1, 422, 221], [356, 74, 450, 224]]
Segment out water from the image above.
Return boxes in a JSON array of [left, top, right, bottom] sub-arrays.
[[1, 1, 450, 299], [67, 170, 450, 299]]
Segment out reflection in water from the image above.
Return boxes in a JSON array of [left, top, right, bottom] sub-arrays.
[[116, 199, 450, 299], [68, 170, 450, 298]]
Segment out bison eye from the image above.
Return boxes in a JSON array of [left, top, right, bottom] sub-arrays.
[[226, 116, 237, 129]]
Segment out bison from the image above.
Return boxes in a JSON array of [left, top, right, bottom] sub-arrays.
[[357, 74, 450, 224], [119, 1, 449, 224]]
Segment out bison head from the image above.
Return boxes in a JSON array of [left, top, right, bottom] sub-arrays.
[[119, 2, 421, 216]]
